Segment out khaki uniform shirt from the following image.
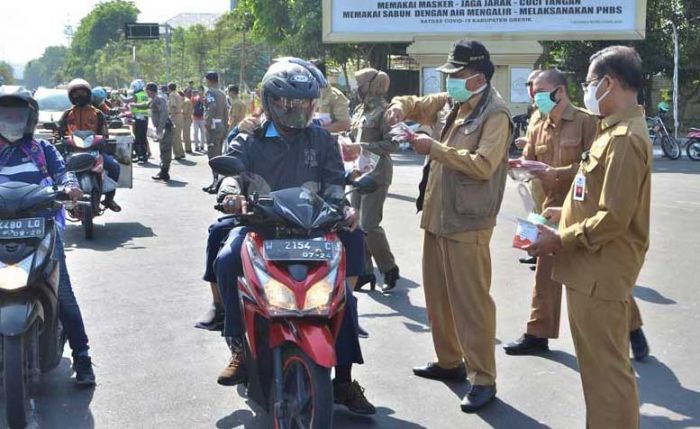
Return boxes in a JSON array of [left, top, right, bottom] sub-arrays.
[[553, 105, 652, 301], [523, 103, 598, 208], [349, 97, 397, 185], [318, 86, 351, 125], [168, 92, 184, 118], [392, 91, 511, 241], [228, 96, 246, 130]]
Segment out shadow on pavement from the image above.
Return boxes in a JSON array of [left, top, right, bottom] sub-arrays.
[[652, 159, 700, 175], [476, 398, 551, 428], [334, 406, 428, 428], [387, 192, 417, 204], [637, 356, 700, 428], [135, 161, 160, 169], [165, 179, 188, 188], [537, 350, 579, 373], [634, 285, 677, 305], [63, 222, 156, 251], [362, 277, 429, 333]]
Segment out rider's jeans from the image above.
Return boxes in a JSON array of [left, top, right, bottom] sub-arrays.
[[102, 154, 121, 200], [55, 234, 90, 356]]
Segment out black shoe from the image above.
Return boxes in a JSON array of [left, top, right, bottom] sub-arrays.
[[194, 304, 224, 331], [174, 155, 185, 160], [529, 265, 536, 272], [413, 362, 466, 381], [102, 199, 122, 212], [357, 325, 369, 339], [519, 256, 537, 265], [630, 328, 649, 361], [152, 169, 170, 182], [354, 274, 376, 291], [185, 150, 193, 154], [503, 334, 549, 356], [73, 355, 96, 386], [460, 384, 496, 413], [333, 380, 376, 415], [381, 266, 400, 293]]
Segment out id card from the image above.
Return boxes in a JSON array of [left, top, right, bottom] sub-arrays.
[[573, 174, 586, 201]]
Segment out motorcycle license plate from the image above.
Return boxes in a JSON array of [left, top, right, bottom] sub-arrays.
[[263, 239, 333, 261], [0, 217, 45, 240]]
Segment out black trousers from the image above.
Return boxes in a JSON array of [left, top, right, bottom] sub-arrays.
[[133, 117, 149, 159]]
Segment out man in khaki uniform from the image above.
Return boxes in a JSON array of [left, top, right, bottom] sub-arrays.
[[386, 40, 512, 412], [227, 85, 246, 132], [312, 61, 351, 133], [343, 68, 400, 293], [202, 71, 229, 193], [527, 46, 650, 428], [182, 88, 193, 153], [506, 69, 650, 359], [167, 82, 185, 159]]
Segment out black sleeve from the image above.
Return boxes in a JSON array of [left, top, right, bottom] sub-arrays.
[[57, 110, 70, 138], [96, 111, 109, 138], [318, 130, 346, 204]]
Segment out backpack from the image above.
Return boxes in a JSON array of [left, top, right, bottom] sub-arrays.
[[193, 97, 204, 117]]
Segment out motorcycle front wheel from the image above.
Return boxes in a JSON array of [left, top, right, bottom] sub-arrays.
[[686, 139, 700, 161], [272, 345, 333, 429], [3, 335, 28, 429], [661, 135, 682, 159]]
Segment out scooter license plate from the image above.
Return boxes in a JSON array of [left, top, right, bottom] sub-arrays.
[[263, 239, 333, 261], [0, 217, 45, 240]]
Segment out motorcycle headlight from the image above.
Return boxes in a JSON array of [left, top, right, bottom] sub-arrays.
[[303, 267, 338, 313], [0, 254, 32, 291], [254, 265, 297, 311]]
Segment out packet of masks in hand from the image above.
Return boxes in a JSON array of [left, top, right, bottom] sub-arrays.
[[507, 158, 548, 182], [512, 212, 556, 250], [389, 122, 418, 143]]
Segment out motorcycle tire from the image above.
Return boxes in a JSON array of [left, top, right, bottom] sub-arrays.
[[82, 203, 94, 240], [3, 335, 28, 429], [272, 345, 333, 429], [686, 138, 700, 161], [660, 135, 682, 160]]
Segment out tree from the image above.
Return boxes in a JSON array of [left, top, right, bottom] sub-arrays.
[[542, 0, 700, 125], [0, 62, 15, 85], [23, 61, 47, 89]]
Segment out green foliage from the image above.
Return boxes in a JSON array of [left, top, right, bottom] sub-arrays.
[[0, 62, 15, 85], [543, 0, 700, 114], [21, 46, 69, 88], [70, 0, 139, 58]]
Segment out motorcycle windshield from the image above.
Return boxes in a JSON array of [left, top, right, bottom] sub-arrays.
[[269, 187, 338, 230]]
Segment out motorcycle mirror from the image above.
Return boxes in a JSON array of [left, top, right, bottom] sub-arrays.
[[65, 152, 96, 172], [353, 175, 379, 195], [209, 156, 245, 176]]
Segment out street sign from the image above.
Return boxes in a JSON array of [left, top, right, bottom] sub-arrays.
[[124, 23, 160, 40]]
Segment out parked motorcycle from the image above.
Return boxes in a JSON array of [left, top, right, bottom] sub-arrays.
[[0, 176, 90, 429], [686, 128, 700, 161], [647, 115, 681, 159], [209, 156, 376, 429], [44, 123, 119, 239]]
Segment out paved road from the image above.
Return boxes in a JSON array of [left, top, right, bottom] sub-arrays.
[[3, 146, 699, 429]]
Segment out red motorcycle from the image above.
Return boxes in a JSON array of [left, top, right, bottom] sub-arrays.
[[210, 156, 375, 429], [686, 128, 700, 161]]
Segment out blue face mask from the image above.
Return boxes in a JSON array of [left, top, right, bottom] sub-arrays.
[[533, 88, 559, 115], [446, 74, 479, 103]]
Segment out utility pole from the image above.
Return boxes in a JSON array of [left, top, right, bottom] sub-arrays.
[[239, 31, 246, 90], [164, 24, 172, 83]]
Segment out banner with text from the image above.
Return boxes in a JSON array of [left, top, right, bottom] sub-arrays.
[[324, 0, 645, 42]]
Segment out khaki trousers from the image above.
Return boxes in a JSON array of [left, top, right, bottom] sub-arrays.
[[526, 255, 643, 338], [171, 113, 185, 157], [567, 287, 639, 429], [350, 185, 396, 275], [182, 118, 192, 152], [423, 230, 496, 386]]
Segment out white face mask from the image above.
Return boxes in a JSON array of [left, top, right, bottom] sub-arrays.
[[0, 107, 29, 143], [583, 78, 610, 116]]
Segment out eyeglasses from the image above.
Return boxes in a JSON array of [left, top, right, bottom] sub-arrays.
[[580, 77, 602, 92]]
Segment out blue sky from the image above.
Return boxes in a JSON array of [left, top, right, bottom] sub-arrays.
[[1, 0, 231, 76]]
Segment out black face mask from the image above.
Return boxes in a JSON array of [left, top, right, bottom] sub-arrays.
[[74, 95, 90, 107]]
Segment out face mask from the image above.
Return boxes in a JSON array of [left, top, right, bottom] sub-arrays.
[[446, 74, 480, 103], [534, 88, 559, 115], [74, 94, 90, 107], [0, 107, 29, 143], [583, 78, 610, 116]]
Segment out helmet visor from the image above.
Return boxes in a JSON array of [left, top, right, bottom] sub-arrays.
[[0, 106, 30, 143], [267, 96, 316, 129]]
